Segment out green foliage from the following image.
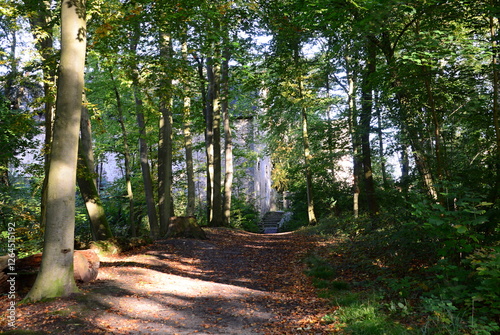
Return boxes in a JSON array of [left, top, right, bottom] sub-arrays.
[[0, 179, 43, 258], [230, 196, 260, 232]]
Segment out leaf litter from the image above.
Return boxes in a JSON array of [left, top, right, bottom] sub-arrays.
[[0, 228, 336, 334]]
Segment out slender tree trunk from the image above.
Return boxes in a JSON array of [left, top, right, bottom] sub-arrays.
[[400, 143, 410, 197], [195, 56, 213, 223], [295, 48, 317, 225], [25, 1, 56, 231], [78, 102, 113, 240], [222, 47, 233, 227], [490, 4, 500, 201], [205, 59, 215, 225], [346, 55, 362, 218], [375, 93, 388, 188], [181, 41, 196, 217], [135, 88, 159, 239], [380, 32, 438, 201], [206, 56, 223, 227], [23, 0, 86, 302], [360, 38, 379, 216], [109, 69, 135, 236], [158, 33, 174, 236], [129, 28, 159, 239], [301, 107, 317, 225]]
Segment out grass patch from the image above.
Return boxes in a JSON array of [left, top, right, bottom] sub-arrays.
[[304, 253, 415, 334]]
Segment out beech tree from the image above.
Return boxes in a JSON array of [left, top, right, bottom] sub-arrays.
[[23, 0, 87, 302]]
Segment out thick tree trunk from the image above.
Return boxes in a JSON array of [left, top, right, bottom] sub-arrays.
[[23, 0, 86, 302], [158, 33, 174, 236], [222, 48, 233, 227]]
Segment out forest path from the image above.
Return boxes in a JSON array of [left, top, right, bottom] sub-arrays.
[[1, 228, 334, 334]]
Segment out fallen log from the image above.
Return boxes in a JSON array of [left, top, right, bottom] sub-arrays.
[[0, 249, 100, 294]]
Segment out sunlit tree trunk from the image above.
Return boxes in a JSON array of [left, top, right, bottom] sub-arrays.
[[181, 41, 196, 217], [294, 47, 317, 225], [23, 0, 86, 302], [158, 33, 174, 236], [78, 102, 113, 240], [222, 47, 233, 227]]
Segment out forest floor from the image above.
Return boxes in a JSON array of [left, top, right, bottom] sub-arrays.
[[0, 228, 337, 334]]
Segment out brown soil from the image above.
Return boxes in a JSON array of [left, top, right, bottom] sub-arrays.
[[0, 228, 335, 334]]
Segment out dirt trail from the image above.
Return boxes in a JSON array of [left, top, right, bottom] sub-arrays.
[[0, 228, 333, 334]]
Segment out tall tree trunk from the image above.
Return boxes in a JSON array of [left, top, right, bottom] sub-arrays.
[[25, 0, 56, 230], [195, 56, 213, 223], [346, 55, 362, 218], [158, 33, 174, 236], [23, 0, 86, 302], [134, 87, 159, 239], [301, 106, 317, 225], [130, 30, 159, 239], [78, 102, 113, 241], [490, 3, 500, 201], [222, 47, 233, 227], [379, 31, 438, 201], [206, 56, 223, 227], [110, 71, 136, 237], [181, 41, 196, 217], [295, 48, 317, 225], [375, 93, 388, 188], [360, 38, 379, 216]]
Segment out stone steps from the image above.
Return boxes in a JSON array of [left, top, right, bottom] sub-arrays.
[[260, 211, 285, 234]]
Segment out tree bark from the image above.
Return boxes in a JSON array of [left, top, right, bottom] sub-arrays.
[[294, 47, 317, 225], [23, 0, 86, 302], [222, 47, 233, 227], [78, 99, 113, 241], [360, 38, 379, 216], [158, 33, 174, 236], [181, 41, 196, 217], [24, 0, 56, 231], [206, 56, 223, 227], [130, 29, 159, 239], [346, 55, 362, 218]]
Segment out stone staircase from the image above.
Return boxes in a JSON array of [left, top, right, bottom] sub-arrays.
[[260, 211, 285, 234]]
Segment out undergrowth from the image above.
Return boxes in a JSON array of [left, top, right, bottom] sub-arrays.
[[301, 195, 500, 334]]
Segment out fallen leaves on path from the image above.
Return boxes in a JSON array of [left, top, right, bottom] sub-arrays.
[[0, 228, 336, 334]]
